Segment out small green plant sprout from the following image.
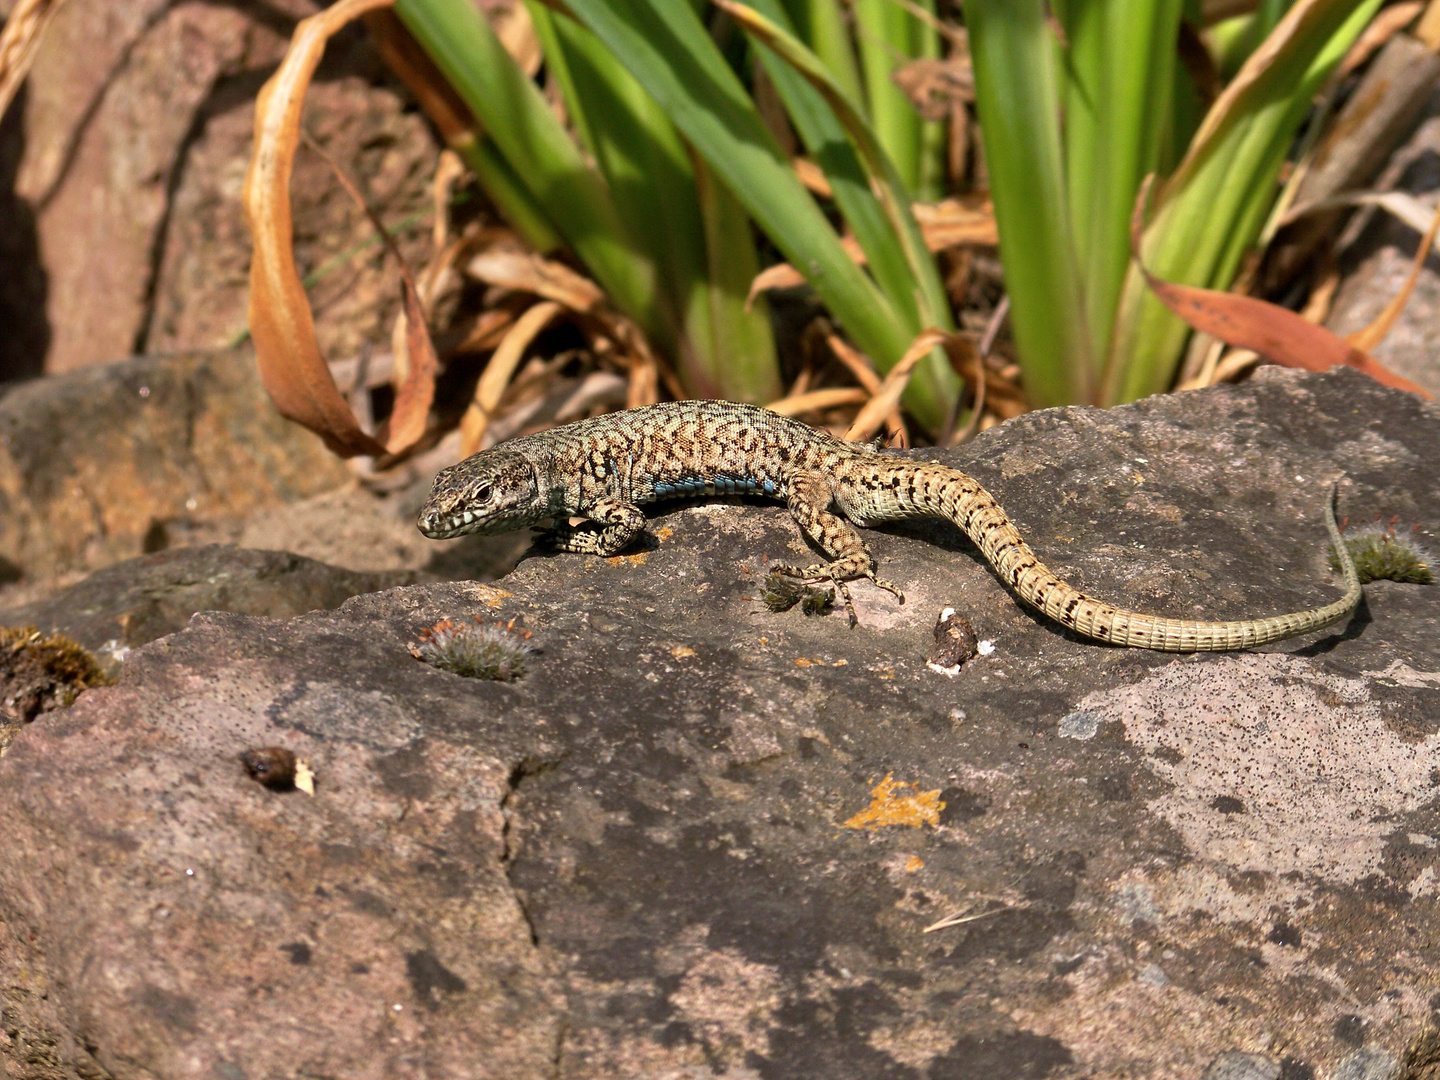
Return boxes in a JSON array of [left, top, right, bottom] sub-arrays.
[[760, 570, 835, 616], [410, 617, 536, 681], [1329, 521, 1434, 586]]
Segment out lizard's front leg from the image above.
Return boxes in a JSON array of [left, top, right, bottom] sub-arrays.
[[772, 471, 904, 625], [537, 497, 646, 556]]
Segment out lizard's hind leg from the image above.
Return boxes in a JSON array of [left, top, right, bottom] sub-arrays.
[[772, 472, 904, 624]]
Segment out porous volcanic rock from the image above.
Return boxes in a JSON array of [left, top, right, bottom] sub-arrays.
[[0, 368, 1436, 1079]]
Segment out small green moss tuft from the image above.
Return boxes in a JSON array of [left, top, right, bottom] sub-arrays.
[[1, 626, 112, 721], [1329, 528, 1434, 585], [761, 570, 834, 615], [410, 617, 535, 680]]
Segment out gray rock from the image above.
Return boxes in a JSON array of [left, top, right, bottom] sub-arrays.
[[0, 543, 417, 670], [1333, 1048, 1401, 1080], [1202, 1052, 1280, 1080], [0, 369, 1435, 1079]]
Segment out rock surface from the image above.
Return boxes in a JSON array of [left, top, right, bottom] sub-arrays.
[[0, 348, 350, 579], [0, 544, 416, 674], [0, 368, 1437, 1080], [4, 0, 437, 377]]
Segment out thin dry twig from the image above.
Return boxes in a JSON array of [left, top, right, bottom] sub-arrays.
[[922, 905, 1009, 934], [300, 128, 438, 451]]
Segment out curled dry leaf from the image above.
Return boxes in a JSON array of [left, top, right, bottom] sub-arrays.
[[244, 0, 447, 458], [465, 243, 663, 412], [1338, 1, 1423, 78], [467, 246, 606, 313], [1130, 177, 1433, 399], [825, 332, 907, 446], [846, 329, 958, 442]]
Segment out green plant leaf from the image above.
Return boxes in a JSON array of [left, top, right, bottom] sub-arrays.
[[1105, 0, 1382, 404], [395, 0, 659, 337], [964, 0, 1091, 407]]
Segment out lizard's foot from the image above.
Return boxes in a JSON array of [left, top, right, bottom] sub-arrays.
[[772, 562, 905, 602], [773, 562, 857, 625], [533, 523, 615, 556]]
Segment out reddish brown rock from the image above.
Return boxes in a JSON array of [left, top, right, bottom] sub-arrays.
[[5, 0, 437, 376]]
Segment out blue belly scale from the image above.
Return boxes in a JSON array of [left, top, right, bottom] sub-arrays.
[[652, 475, 777, 499]]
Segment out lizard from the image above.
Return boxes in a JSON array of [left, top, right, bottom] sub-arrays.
[[417, 400, 1362, 652]]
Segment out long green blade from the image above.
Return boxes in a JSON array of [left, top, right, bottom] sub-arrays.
[[395, 0, 659, 336], [964, 0, 1091, 407], [1105, 0, 1381, 404]]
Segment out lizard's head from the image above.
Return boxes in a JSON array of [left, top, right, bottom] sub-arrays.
[[417, 449, 545, 539]]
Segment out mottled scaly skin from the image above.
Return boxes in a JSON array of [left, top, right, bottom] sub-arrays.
[[418, 401, 1362, 651]]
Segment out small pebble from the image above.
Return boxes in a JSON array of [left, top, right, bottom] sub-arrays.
[[241, 747, 298, 790]]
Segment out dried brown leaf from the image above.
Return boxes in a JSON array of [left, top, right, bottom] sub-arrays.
[[1339, 1, 1423, 77], [765, 388, 869, 416], [893, 57, 973, 121], [845, 329, 951, 442], [1345, 195, 1440, 352], [461, 300, 566, 455], [825, 334, 906, 446], [387, 279, 440, 450], [244, 0, 410, 458], [793, 157, 833, 198], [467, 247, 607, 312], [748, 197, 995, 304]]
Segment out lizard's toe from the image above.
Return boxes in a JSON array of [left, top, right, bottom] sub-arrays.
[[872, 577, 905, 603]]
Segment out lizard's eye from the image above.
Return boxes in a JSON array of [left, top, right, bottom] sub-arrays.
[[475, 483, 493, 503]]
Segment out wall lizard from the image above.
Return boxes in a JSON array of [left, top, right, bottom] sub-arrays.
[[417, 400, 1361, 651]]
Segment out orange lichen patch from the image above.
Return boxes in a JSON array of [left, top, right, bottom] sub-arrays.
[[670, 646, 696, 658], [607, 553, 649, 567], [873, 664, 896, 680], [793, 657, 848, 668], [466, 585, 513, 608], [655, 527, 674, 541], [905, 855, 925, 873], [843, 773, 945, 831]]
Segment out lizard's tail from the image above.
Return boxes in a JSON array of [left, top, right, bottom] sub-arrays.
[[910, 467, 1361, 651]]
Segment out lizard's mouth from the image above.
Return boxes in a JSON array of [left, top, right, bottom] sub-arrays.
[[417, 510, 480, 539]]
